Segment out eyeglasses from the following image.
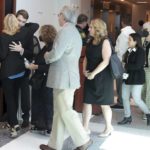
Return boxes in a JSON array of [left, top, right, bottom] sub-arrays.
[[58, 12, 63, 17]]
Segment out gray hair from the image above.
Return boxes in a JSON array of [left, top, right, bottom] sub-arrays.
[[61, 5, 76, 24]]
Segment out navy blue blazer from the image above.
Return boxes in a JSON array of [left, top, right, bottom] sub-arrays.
[[124, 47, 145, 85]]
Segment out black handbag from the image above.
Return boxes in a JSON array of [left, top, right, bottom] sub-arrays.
[[109, 41, 124, 79], [29, 73, 46, 89]]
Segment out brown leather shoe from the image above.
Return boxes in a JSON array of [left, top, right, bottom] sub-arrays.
[[39, 144, 56, 150], [74, 139, 93, 150]]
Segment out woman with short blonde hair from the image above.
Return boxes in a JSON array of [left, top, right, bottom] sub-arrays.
[[0, 14, 37, 138], [2, 14, 19, 35]]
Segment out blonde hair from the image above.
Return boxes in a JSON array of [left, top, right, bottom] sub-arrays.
[[2, 14, 19, 35], [91, 18, 108, 45], [39, 25, 57, 44]]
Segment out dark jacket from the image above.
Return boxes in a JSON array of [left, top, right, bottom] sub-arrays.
[[23, 23, 39, 61], [76, 25, 87, 46], [0, 24, 38, 79], [32, 43, 53, 85], [124, 47, 145, 85]]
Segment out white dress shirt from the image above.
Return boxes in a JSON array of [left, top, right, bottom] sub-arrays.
[[115, 26, 135, 61]]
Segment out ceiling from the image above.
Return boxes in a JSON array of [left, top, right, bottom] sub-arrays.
[[113, 0, 150, 5], [125, 0, 150, 4], [93, 0, 150, 10]]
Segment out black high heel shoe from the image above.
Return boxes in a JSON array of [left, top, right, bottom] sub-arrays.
[[146, 114, 150, 126], [118, 116, 132, 125]]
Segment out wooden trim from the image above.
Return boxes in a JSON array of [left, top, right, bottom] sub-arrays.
[[0, 0, 5, 33], [13, 0, 16, 13]]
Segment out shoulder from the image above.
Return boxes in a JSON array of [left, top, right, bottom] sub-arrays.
[[137, 47, 145, 53], [0, 33, 11, 42], [102, 38, 111, 47]]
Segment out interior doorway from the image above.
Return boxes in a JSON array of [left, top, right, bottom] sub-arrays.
[[0, 0, 16, 32]]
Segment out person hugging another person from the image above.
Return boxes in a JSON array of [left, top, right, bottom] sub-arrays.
[[0, 14, 33, 138], [26, 25, 57, 135]]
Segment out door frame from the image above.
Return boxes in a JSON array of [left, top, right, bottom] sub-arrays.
[[0, 0, 16, 32], [0, 0, 5, 32]]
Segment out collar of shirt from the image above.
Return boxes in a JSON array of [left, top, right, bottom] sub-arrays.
[[127, 47, 137, 53], [121, 26, 132, 32]]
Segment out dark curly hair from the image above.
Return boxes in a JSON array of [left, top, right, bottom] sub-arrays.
[[39, 25, 57, 44]]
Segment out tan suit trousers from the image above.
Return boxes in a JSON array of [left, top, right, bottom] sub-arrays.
[[48, 89, 90, 150]]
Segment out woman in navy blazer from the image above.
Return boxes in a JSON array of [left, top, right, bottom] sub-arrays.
[[118, 33, 150, 125]]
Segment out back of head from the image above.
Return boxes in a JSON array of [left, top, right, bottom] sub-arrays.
[[77, 14, 88, 24], [61, 5, 76, 24], [16, 9, 29, 20], [39, 25, 57, 44], [3, 14, 19, 35], [138, 20, 144, 27], [121, 16, 131, 27]]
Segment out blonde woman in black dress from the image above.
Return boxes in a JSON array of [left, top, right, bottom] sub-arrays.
[[82, 18, 114, 137]]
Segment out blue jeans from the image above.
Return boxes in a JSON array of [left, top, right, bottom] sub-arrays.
[[122, 83, 150, 117]]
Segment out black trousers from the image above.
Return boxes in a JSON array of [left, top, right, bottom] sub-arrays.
[[2, 77, 23, 126], [20, 76, 30, 122], [31, 86, 53, 130]]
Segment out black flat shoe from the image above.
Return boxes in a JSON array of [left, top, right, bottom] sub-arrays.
[[111, 104, 123, 109], [118, 116, 132, 125]]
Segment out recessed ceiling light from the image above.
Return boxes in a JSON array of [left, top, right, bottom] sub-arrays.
[[137, 1, 148, 3]]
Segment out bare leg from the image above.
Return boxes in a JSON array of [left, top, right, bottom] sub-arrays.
[[82, 103, 92, 132], [99, 105, 113, 137]]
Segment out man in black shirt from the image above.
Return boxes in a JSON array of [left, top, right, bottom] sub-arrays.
[[76, 14, 88, 46], [10, 9, 39, 128]]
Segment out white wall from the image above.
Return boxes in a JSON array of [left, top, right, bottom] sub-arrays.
[[16, 0, 92, 28], [16, 0, 92, 45], [16, 0, 62, 30], [81, 0, 91, 20]]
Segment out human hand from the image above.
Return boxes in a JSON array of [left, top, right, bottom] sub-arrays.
[[87, 72, 96, 80], [9, 41, 24, 55], [44, 52, 49, 60], [83, 70, 89, 77], [27, 63, 38, 70]]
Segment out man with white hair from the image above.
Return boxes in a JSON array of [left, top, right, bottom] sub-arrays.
[[40, 6, 92, 150]]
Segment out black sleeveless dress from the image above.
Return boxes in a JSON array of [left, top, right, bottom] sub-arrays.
[[83, 40, 114, 105]]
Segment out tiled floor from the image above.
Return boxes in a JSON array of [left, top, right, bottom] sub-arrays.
[[0, 106, 150, 150]]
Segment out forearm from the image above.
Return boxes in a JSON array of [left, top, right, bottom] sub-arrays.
[[38, 64, 49, 72], [92, 60, 109, 76], [23, 48, 33, 60], [83, 57, 87, 72]]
